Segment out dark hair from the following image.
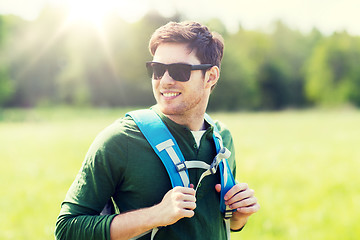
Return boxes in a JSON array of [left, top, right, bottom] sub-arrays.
[[149, 21, 224, 68]]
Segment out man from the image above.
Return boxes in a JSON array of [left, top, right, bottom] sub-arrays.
[[55, 21, 259, 240]]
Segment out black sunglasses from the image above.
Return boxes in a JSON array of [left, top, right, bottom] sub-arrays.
[[146, 62, 213, 82]]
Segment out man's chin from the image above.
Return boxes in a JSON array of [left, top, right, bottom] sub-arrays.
[[157, 105, 182, 116]]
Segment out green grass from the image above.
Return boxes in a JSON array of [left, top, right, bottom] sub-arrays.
[[1, 108, 359, 239]]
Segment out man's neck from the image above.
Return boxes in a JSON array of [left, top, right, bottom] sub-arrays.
[[164, 111, 206, 131]]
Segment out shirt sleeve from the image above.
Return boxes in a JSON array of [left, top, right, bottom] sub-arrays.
[[55, 121, 127, 240]]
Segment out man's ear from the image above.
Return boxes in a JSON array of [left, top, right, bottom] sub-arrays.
[[205, 66, 220, 89]]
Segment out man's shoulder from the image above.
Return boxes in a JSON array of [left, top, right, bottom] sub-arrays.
[[210, 118, 233, 148], [213, 119, 229, 131], [89, 115, 140, 149], [210, 117, 231, 136]]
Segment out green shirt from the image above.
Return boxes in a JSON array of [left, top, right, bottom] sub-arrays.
[[55, 108, 236, 240]]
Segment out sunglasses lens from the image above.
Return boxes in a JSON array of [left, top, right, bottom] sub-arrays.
[[146, 62, 193, 82], [146, 62, 166, 80], [153, 64, 167, 80], [169, 64, 191, 82], [146, 63, 153, 78]]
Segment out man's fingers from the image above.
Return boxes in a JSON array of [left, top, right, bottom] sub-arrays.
[[214, 184, 221, 193], [172, 187, 197, 206], [173, 186, 196, 195], [236, 202, 261, 214], [181, 194, 196, 203], [224, 183, 248, 201], [225, 188, 255, 206], [228, 196, 258, 209], [182, 201, 197, 210], [180, 208, 195, 218], [158, 186, 197, 226]]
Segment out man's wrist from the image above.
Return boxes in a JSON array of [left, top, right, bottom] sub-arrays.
[[230, 224, 245, 232], [230, 215, 248, 231]]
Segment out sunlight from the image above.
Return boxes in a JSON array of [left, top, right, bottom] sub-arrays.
[[63, 0, 150, 27], [65, 0, 119, 27]]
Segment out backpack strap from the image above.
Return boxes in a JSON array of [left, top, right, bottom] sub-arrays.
[[205, 114, 236, 219], [126, 109, 236, 240], [126, 109, 190, 187]]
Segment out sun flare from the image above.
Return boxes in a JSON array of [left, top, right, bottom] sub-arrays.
[[65, 0, 119, 27], [63, 0, 149, 27]]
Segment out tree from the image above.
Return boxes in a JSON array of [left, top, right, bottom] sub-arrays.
[[260, 21, 316, 109], [305, 32, 360, 106], [209, 28, 269, 110], [257, 58, 288, 110], [0, 16, 14, 106]]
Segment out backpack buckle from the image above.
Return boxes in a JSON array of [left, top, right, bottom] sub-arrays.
[[209, 159, 219, 174], [210, 147, 231, 175], [175, 162, 187, 172]]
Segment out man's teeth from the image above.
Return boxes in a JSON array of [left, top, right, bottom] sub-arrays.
[[163, 92, 180, 97]]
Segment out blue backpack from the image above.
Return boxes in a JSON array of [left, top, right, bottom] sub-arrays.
[[126, 109, 236, 218], [101, 109, 236, 240]]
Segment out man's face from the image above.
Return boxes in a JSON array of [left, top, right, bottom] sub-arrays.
[[151, 43, 210, 117]]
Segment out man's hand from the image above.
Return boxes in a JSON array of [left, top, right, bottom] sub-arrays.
[[110, 186, 196, 240], [215, 183, 260, 230], [155, 186, 197, 227]]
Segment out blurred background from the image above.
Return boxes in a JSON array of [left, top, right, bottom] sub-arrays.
[[1, 0, 359, 240], [0, 0, 360, 110]]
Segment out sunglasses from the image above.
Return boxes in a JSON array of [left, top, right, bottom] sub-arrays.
[[146, 62, 213, 82]]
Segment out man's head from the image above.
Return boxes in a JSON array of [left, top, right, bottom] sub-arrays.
[[148, 21, 224, 126], [149, 21, 224, 68]]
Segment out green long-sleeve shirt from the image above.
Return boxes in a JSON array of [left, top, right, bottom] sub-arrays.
[[55, 108, 236, 240]]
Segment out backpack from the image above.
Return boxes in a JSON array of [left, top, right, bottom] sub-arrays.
[[101, 109, 236, 240], [126, 109, 236, 240]]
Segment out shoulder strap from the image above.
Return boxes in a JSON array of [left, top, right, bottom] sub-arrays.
[[126, 109, 190, 187], [127, 110, 236, 217], [205, 114, 236, 218]]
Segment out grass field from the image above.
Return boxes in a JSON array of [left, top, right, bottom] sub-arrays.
[[1, 107, 359, 239]]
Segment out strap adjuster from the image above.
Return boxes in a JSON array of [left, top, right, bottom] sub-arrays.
[[210, 147, 231, 175], [224, 209, 233, 219], [175, 162, 187, 172], [209, 160, 219, 174]]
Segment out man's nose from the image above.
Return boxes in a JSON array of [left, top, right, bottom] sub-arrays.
[[160, 70, 176, 84]]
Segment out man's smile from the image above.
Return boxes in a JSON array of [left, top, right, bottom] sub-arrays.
[[161, 92, 181, 98]]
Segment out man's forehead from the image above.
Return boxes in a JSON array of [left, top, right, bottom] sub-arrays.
[[153, 43, 199, 64]]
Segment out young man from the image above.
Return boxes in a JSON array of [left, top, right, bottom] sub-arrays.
[[55, 21, 259, 240]]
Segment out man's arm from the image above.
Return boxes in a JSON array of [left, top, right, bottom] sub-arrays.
[[110, 186, 196, 240], [56, 186, 196, 240]]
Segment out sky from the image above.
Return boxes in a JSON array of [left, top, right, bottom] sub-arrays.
[[0, 0, 360, 36]]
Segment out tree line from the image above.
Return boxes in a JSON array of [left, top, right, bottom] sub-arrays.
[[0, 7, 359, 110]]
